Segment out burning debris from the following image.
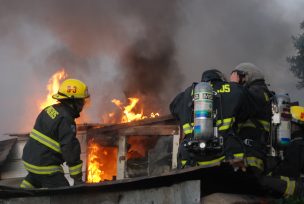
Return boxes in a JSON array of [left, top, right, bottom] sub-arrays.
[[85, 115, 178, 184], [86, 139, 117, 183], [87, 96, 162, 183], [106, 97, 160, 123]]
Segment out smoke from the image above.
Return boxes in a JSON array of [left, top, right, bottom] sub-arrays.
[[0, 0, 304, 134], [175, 0, 304, 103]]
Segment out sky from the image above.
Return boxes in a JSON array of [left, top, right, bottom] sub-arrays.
[[0, 0, 304, 134]]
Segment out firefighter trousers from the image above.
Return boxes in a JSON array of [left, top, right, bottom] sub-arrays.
[[258, 174, 303, 198], [20, 172, 70, 188]]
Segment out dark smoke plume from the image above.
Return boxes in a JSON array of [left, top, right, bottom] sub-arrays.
[[1, 0, 304, 133], [0, 0, 183, 132]]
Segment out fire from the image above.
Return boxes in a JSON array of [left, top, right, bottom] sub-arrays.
[[110, 97, 160, 123], [86, 139, 117, 183], [88, 97, 160, 183], [127, 136, 148, 159], [39, 69, 67, 109]]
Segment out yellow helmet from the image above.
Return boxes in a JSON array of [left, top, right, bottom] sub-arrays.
[[52, 79, 90, 100], [290, 106, 304, 125]]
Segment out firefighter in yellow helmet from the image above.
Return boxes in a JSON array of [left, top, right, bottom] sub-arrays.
[[263, 105, 304, 198], [20, 79, 90, 188]]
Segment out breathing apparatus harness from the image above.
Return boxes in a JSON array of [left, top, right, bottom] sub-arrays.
[[184, 82, 224, 155]]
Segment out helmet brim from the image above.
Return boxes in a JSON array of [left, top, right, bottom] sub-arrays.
[[52, 93, 90, 100]]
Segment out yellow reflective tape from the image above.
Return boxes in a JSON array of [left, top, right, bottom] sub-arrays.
[[216, 118, 235, 131], [69, 163, 83, 175], [289, 180, 296, 197], [183, 123, 193, 135], [30, 129, 61, 153], [246, 157, 264, 171], [182, 123, 194, 128], [259, 120, 270, 131], [218, 125, 230, 131], [181, 160, 187, 167], [23, 161, 63, 175], [238, 120, 270, 132], [197, 156, 225, 167], [281, 176, 296, 197], [69, 163, 82, 170], [20, 179, 34, 188], [184, 129, 193, 134], [233, 153, 244, 159], [216, 118, 234, 125], [183, 123, 191, 129], [264, 92, 269, 102]]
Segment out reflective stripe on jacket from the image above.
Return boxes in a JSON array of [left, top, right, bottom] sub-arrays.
[[181, 153, 245, 168], [69, 162, 83, 176], [30, 129, 62, 154], [182, 123, 194, 135], [182, 117, 235, 135], [238, 119, 270, 132], [197, 156, 225, 167], [246, 156, 264, 171], [216, 117, 235, 131], [280, 176, 296, 197], [23, 160, 63, 175], [22, 103, 82, 177]]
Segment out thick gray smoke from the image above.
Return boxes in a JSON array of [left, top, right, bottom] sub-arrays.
[[175, 0, 304, 102], [0, 0, 304, 134]]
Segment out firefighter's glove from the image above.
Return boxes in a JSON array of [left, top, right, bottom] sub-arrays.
[[71, 173, 84, 186], [228, 158, 247, 172]]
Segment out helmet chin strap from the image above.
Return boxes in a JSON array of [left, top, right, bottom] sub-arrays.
[[235, 71, 246, 85], [58, 94, 84, 116], [239, 77, 246, 85]]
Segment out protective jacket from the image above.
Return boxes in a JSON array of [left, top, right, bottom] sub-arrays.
[[238, 79, 273, 171], [272, 130, 304, 179], [259, 130, 304, 198], [22, 103, 82, 178], [170, 80, 253, 168]]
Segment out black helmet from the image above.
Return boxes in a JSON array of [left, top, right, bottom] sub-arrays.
[[201, 69, 226, 82]]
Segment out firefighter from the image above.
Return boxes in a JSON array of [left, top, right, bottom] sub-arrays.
[[260, 105, 304, 198], [20, 79, 90, 188], [230, 63, 273, 175], [170, 69, 253, 169]]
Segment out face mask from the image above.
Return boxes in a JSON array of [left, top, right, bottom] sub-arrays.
[[74, 99, 85, 113]]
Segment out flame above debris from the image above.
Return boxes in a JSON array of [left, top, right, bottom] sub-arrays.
[[88, 97, 160, 183], [109, 97, 159, 123], [39, 69, 67, 109], [86, 139, 117, 183]]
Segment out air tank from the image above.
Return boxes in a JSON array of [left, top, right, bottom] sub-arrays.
[[273, 93, 291, 147], [193, 82, 214, 141]]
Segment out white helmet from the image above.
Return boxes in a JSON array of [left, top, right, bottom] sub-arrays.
[[233, 62, 264, 86]]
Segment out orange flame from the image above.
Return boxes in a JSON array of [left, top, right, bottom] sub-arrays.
[[89, 98, 160, 182], [109, 97, 159, 123], [86, 139, 117, 183], [39, 69, 67, 109]]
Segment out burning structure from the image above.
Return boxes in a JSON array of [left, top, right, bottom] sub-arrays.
[[0, 117, 180, 185], [86, 115, 179, 183], [0, 70, 181, 186]]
